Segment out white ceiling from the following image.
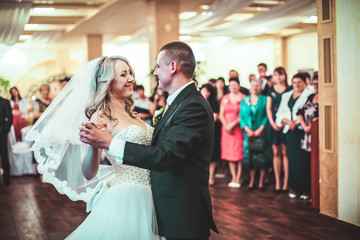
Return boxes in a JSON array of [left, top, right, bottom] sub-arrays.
[[4, 0, 317, 46]]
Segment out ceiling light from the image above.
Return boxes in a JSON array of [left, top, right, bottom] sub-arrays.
[[201, 12, 213, 17], [33, 7, 55, 13], [179, 12, 197, 20], [19, 35, 32, 41], [302, 16, 318, 24], [24, 24, 40, 30], [114, 35, 132, 42], [200, 5, 210, 10], [225, 13, 254, 22]]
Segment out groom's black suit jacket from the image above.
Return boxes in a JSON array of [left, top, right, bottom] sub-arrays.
[[123, 83, 218, 239]]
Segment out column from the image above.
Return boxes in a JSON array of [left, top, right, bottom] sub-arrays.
[[87, 34, 103, 61], [146, 0, 179, 89]]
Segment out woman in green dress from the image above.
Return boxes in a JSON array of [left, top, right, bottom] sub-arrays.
[[275, 73, 314, 198], [240, 79, 268, 191]]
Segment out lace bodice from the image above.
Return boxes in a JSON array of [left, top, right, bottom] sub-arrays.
[[106, 124, 154, 187]]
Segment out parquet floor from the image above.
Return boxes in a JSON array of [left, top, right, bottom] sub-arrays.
[[1, 175, 359, 240]]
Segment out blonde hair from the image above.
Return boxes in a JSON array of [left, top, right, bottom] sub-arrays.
[[85, 56, 137, 123]]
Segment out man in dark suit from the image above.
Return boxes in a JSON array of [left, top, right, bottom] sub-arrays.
[[81, 41, 218, 240], [0, 96, 13, 185], [257, 63, 272, 95]]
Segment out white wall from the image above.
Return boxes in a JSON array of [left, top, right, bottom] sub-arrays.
[[336, 0, 360, 225], [286, 31, 318, 80], [0, 45, 57, 84], [190, 38, 276, 88], [0, 44, 87, 97], [103, 42, 151, 95]]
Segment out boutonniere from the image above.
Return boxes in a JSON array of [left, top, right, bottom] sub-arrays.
[[153, 107, 164, 127]]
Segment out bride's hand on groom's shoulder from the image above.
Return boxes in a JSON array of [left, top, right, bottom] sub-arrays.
[[79, 121, 113, 150]]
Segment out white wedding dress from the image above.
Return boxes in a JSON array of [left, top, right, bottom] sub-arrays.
[[66, 124, 159, 240]]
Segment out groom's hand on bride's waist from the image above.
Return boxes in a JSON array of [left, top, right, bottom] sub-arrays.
[[79, 121, 113, 150]]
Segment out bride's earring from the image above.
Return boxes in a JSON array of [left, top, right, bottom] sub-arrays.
[[108, 87, 112, 92]]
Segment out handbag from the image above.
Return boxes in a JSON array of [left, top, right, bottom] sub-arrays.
[[248, 103, 265, 152], [248, 136, 265, 152]]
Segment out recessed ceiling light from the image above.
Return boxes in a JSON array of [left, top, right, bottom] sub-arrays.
[[33, 7, 55, 13], [24, 24, 40, 30], [19, 35, 32, 41], [201, 11, 213, 17], [200, 5, 210, 10], [302, 16, 318, 23], [225, 13, 254, 22], [179, 12, 197, 20]]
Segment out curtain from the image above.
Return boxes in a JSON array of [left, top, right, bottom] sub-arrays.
[[28, 30, 63, 44], [180, 0, 254, 32], [185, 0, 316, 37], [0, 1, 32, 46]]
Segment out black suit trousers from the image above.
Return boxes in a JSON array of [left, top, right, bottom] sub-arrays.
[[0, 135, 10, 184]]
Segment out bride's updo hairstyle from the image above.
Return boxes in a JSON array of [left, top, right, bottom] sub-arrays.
[[85, 56, 138, 122]]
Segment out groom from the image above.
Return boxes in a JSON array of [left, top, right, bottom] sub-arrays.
[[81, 41, 218, 240]]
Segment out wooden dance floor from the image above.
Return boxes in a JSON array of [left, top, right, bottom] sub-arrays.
[[1, 175, 359, 240]]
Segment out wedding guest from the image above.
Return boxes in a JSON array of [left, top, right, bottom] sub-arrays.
[[229, 70, 249, 95], [219, 78, 246, 188], [33, 83, 52, 124], [0, 96, 13, 185], [148, 86, 168, 116], [297, 73, 319, 200], [59, 77, 70, 89], [276, 73, 314, 198], [214, 77, 228, 178], [258, 63, 270, 95], [240, 79, 268, 191], [134, 85, 152, 125], [266, 67, 291, 193], [200, 84, 220, 186], [229, 77, 249, 96], [208, 78, 217, 88], [258, 63, 268, 81], [215, 77, 228, 101], [9, 87, 27, 141], [249, 74, 256, 83]]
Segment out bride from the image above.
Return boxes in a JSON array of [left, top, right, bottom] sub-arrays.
[[26, 56, 159, 239]]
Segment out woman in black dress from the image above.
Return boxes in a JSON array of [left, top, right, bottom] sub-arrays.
[[276, 73, 314, 198], [266, 67, 291, 192], [297, 73, 319, 200], [33, 83, 52, 124], [200, 84, 220, 186]]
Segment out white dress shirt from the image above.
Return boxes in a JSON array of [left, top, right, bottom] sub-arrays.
[[108, 81, 194, 163]]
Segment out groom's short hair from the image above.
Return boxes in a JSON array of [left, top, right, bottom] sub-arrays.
[[160, 41, 196, 79]]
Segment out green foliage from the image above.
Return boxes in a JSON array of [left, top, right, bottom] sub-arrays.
[[0, 76, 10, 98], [193, 60, 205, 80]]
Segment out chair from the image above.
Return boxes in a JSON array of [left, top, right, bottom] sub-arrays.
[[8, 126, 35, 176]]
